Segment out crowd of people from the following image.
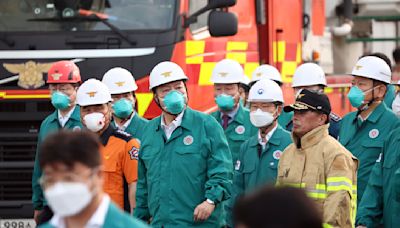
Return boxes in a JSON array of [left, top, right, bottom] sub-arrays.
[[31, 49, 400, 228]]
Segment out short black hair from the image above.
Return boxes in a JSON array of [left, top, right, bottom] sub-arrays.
[[393, 47, 400, 63], [234, 186, 323, 228], [40, 130, 101, 169]]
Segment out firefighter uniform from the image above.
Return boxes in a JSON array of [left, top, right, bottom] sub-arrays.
[[100, 125, 140, 211], [356, 128, 400, 228], [278, 89, 358, 228], [234, 125, 291, 193], [277, 124, 358, 228], [211, 105, 258, 164], [32, 106, 82, 210]]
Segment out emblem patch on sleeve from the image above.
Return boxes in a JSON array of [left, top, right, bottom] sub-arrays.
[[128, 146, 139, 160]]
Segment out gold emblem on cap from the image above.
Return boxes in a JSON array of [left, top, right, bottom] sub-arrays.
[[219, 72, 228, 77], [296, 93, 305, 99], [51, 73, 63, 80], [115, 81, 125, 87], [355, 65, 363, 70], [161, 71, 172, 77], [86, 91, 97, 97]]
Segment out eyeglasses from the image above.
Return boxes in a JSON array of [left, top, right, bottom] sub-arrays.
[[39, 169, 97, 189]]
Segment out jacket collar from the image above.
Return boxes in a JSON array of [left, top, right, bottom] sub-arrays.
[[49, 105, 80, 123], [100, 125, 115, 146], [366, 102, 387, 123], [249, 125, 283, 147], [292, 124, 329, 149]]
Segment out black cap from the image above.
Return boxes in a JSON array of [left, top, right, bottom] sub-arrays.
[[284, 89, 331, 115]]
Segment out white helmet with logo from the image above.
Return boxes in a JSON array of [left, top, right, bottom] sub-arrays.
[[248, 79, 284, 103], [351, 56, 391, 84], [149, 61, 188, 90], [292, 63, 327, 87], [77, 79, 112, 106], [211, 59, 245, 84], [251, 64, 282, 84], [102, 67, 138, 94]]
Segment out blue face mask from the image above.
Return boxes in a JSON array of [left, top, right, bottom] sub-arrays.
[[112, 98, 133, 119], [51, 91, 70, 110], [163, 90, 186, 115], [215, 94, 235, 111]]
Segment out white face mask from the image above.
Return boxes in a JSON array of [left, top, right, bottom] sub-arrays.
[[84, 112, 105, 132], [392, 94, 400, 117], [250, 108, 275, 128], [44, 182, 93, 217]]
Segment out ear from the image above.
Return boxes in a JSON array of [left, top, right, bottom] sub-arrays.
[[276, 105, 283, 116], [377, 84, 387, 98]]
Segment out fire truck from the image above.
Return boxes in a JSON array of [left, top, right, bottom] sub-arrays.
[[1, 0, 399, 222]]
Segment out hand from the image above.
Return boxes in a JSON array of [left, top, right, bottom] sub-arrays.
[[356, 226, 367, 228], [193, 200, 215, 222], [34, 210, 42, 224]]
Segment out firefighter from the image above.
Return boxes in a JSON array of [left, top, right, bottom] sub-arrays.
[[249, 64, 292, 128], [287, 63, 341, 139], [228, 79, 292, 227], [76, 79, 140, 213], [210, 59, 258, 165], [102, 67, 148, 141], [134, 61, 232, 227], [37, 131, 149, 228], [356, 127, 400, 228], [338, 56, 400, 206], [391, 80, 400, 116], [277, 89, 358, 228], [32, 60, 82, 225]]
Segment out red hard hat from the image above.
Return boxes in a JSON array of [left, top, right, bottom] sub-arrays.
[[47, 60, 81, 84]]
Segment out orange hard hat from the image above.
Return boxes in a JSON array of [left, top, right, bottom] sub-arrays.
[[47, 60, 81, 84]]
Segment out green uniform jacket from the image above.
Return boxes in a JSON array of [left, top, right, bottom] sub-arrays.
[[384, 84, 396, 109], [39, 201, 150, 228], [234, 125, 292, 193], [226, 125, 291, 227], [134, 108, 233, 228], [356, 128, 400, 228], [32, 106, 82, 210], [277, 111, 293, 129], [338, 102, 400, 205], [211, 105, 258, 165], [112, 113, 148, 142]]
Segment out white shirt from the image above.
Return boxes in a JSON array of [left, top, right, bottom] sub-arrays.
[[258, 125, 278, 150], [57, 106, 76, 128], [114, 112, 136, 131], [161, 110, 185, 140], [49, 195, 110, 228]]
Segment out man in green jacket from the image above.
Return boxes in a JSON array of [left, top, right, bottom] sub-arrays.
[[102, 67, 148, 141], [134, 61, 232, 227], [210, 59, 258, 166], [38, 131, 149, 228], [356, 127, 400, 228], [339, 56, 400, 206], [228, 79, 291, 227], [32, 60, 82, 224]]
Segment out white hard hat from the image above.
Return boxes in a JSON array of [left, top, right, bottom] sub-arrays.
[[396, 80, 400, 85], [251, 64, 282, 84], [211, 59, 245, 84], [248, 79, 284, 103], [240, 75, 250, 85], [102, 67, 138, 94], [351, 56, 391, 84], [149, 61, 188, 90], [77, 79, 112, 106], [292, 63, 327, 87]]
